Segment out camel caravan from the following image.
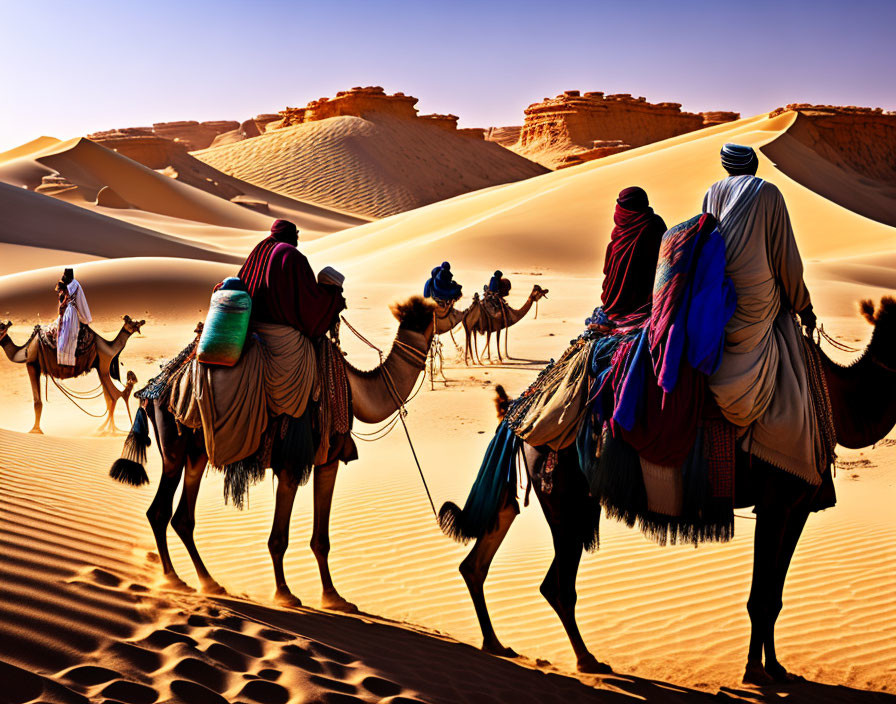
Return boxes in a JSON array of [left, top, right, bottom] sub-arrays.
[[427, 262, 548, 364], [4, 144, 895, 687]]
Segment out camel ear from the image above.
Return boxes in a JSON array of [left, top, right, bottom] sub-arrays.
[[860, 299, 877, 325]]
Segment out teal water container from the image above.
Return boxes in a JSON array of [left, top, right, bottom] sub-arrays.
[[197, 288, 252, 366]]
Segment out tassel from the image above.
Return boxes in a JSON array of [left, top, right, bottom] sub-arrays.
[[109, 406, 150, 486], [438, 502, 472, 544]]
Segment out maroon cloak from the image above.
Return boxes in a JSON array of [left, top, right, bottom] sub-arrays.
[[601, 191, 666, 322], [238, 236, 344, 337]]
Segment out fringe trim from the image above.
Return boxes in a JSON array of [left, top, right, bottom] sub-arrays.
[[109, 458, 149, 487], [219, 454, 267, 510], [109, 406, 150, 486], [437, 502, 472, 544]]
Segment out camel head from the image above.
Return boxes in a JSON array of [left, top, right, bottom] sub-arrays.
[[391, 296, 436, 338], [125, 370, 138, 387], [194, 321, 204, 335], [530, 284, 549, 301], [123, 315, 146, 334], [0, 321, 10, 341], [861, 296, 896, 373]]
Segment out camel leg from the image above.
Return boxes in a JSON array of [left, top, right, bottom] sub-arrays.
[[459, 495, 519, 657], [495, 328, 504, 364], [146, 465, 189, 589], [98, 372, 118, 434], [744, 469, 809, 685], [171, 449, 224, 594], [310, 461, 356, 612], [744, 470, 812, 685], [26, 363, 43, 433], [464, 327, 472, 366], [484, 331, 492, 362], [269, 472, 302, 607], [533, 455, 608, 673]]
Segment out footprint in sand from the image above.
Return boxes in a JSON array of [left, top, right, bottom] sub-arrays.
[[170, 679, 229, 704], [59, 664, 120, 686], [208, 628, 265, 658], [172, 656, 230, 692], [205, 641, 252, 671], [99, 679, 159, 704], [277, 643, 324, 673], [361, 675, 403, 697], [141, 627, 198, 649], [236, 678, 291, 704]]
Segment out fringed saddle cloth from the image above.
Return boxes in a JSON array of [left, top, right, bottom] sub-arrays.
[[35, 323, 97, 378], [504, 338, 595, 451]]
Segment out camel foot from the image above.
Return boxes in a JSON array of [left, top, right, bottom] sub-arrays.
[[482, 640, 518, 658], [274, 588, 303, 609], [765, 660, 805, 684], [577, 653, 613, 674], [200, 578, 227, 596], [28, 427, 43, 434], [162, 574, 194, 593], [321, 590, 358, 613]]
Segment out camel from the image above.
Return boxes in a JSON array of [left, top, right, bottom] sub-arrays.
[[0, 315, 144, 434], [473, 284, 548, 364], [432, 294, 484, 366], [441, 297, 896, 683], [109, 297, 435, 612]]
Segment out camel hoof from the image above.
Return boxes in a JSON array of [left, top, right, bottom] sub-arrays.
[[274, 589, 303, 609], [577, 654, 613, 674], [764, 661, 806, 684], [29, 427, 43, 435], [482, 642, 518, 659], [162, 574, 194, 593], [322, 592, 358, 613], [200, 580, 227, 596], [742, 660, 775, 686]]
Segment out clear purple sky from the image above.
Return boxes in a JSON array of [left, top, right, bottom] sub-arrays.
[[1, 0, 893, 152]]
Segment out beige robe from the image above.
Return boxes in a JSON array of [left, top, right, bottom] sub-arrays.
[[703, 175, 824, 485]]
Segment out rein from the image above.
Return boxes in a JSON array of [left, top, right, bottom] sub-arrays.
[[340, 315, 437, 518]]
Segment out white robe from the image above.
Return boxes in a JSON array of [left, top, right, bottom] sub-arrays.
[[57, 279, 92, 366], [703, 176, 824, 485]]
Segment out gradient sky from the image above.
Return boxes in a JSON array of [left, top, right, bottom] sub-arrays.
[[1, 0, 894, 152]]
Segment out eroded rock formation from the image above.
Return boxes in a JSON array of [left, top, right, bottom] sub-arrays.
[[512, 91, 739, 168], [150, 120, 239, 150]]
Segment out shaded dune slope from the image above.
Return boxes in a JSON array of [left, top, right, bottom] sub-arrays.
[[194, 114, 549, 219]]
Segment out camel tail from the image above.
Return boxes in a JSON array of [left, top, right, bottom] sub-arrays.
[[438, 422, 520, 544], [109, 406, 150, 486]]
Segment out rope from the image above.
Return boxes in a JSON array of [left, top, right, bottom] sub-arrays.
[[340, 315, 437, 517], [818, 324, 860, 353], [48, 376, 108, 418]]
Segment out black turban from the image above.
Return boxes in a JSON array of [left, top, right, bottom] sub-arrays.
[[720, 144, 758, 175], [271, 219, 298, 246]]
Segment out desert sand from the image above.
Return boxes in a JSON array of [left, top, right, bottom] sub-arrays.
[[1, 105, 895, 703]]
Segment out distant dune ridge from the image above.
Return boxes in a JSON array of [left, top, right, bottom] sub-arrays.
[[193, 86, 550, 218], [0, 99, 895, 700]]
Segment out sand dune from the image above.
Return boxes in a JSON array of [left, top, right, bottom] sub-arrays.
[[0, 137, 272, 230], [194, 114, 549, 219], [0, 182, 243, 272]]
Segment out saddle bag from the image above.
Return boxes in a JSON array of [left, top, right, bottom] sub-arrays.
[[197, 279, 252, 366]]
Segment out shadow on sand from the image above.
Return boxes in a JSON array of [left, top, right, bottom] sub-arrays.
[[212, 596, 895, 703]]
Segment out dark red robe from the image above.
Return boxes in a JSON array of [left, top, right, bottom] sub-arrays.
[[238, 236, 344, 337], [600, 205, 666, 322]]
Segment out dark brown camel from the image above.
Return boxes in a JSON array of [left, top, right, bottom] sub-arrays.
[[109, 298, 434, 612], [444, 297, 896, 683], [0, 315, 144, 433]]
